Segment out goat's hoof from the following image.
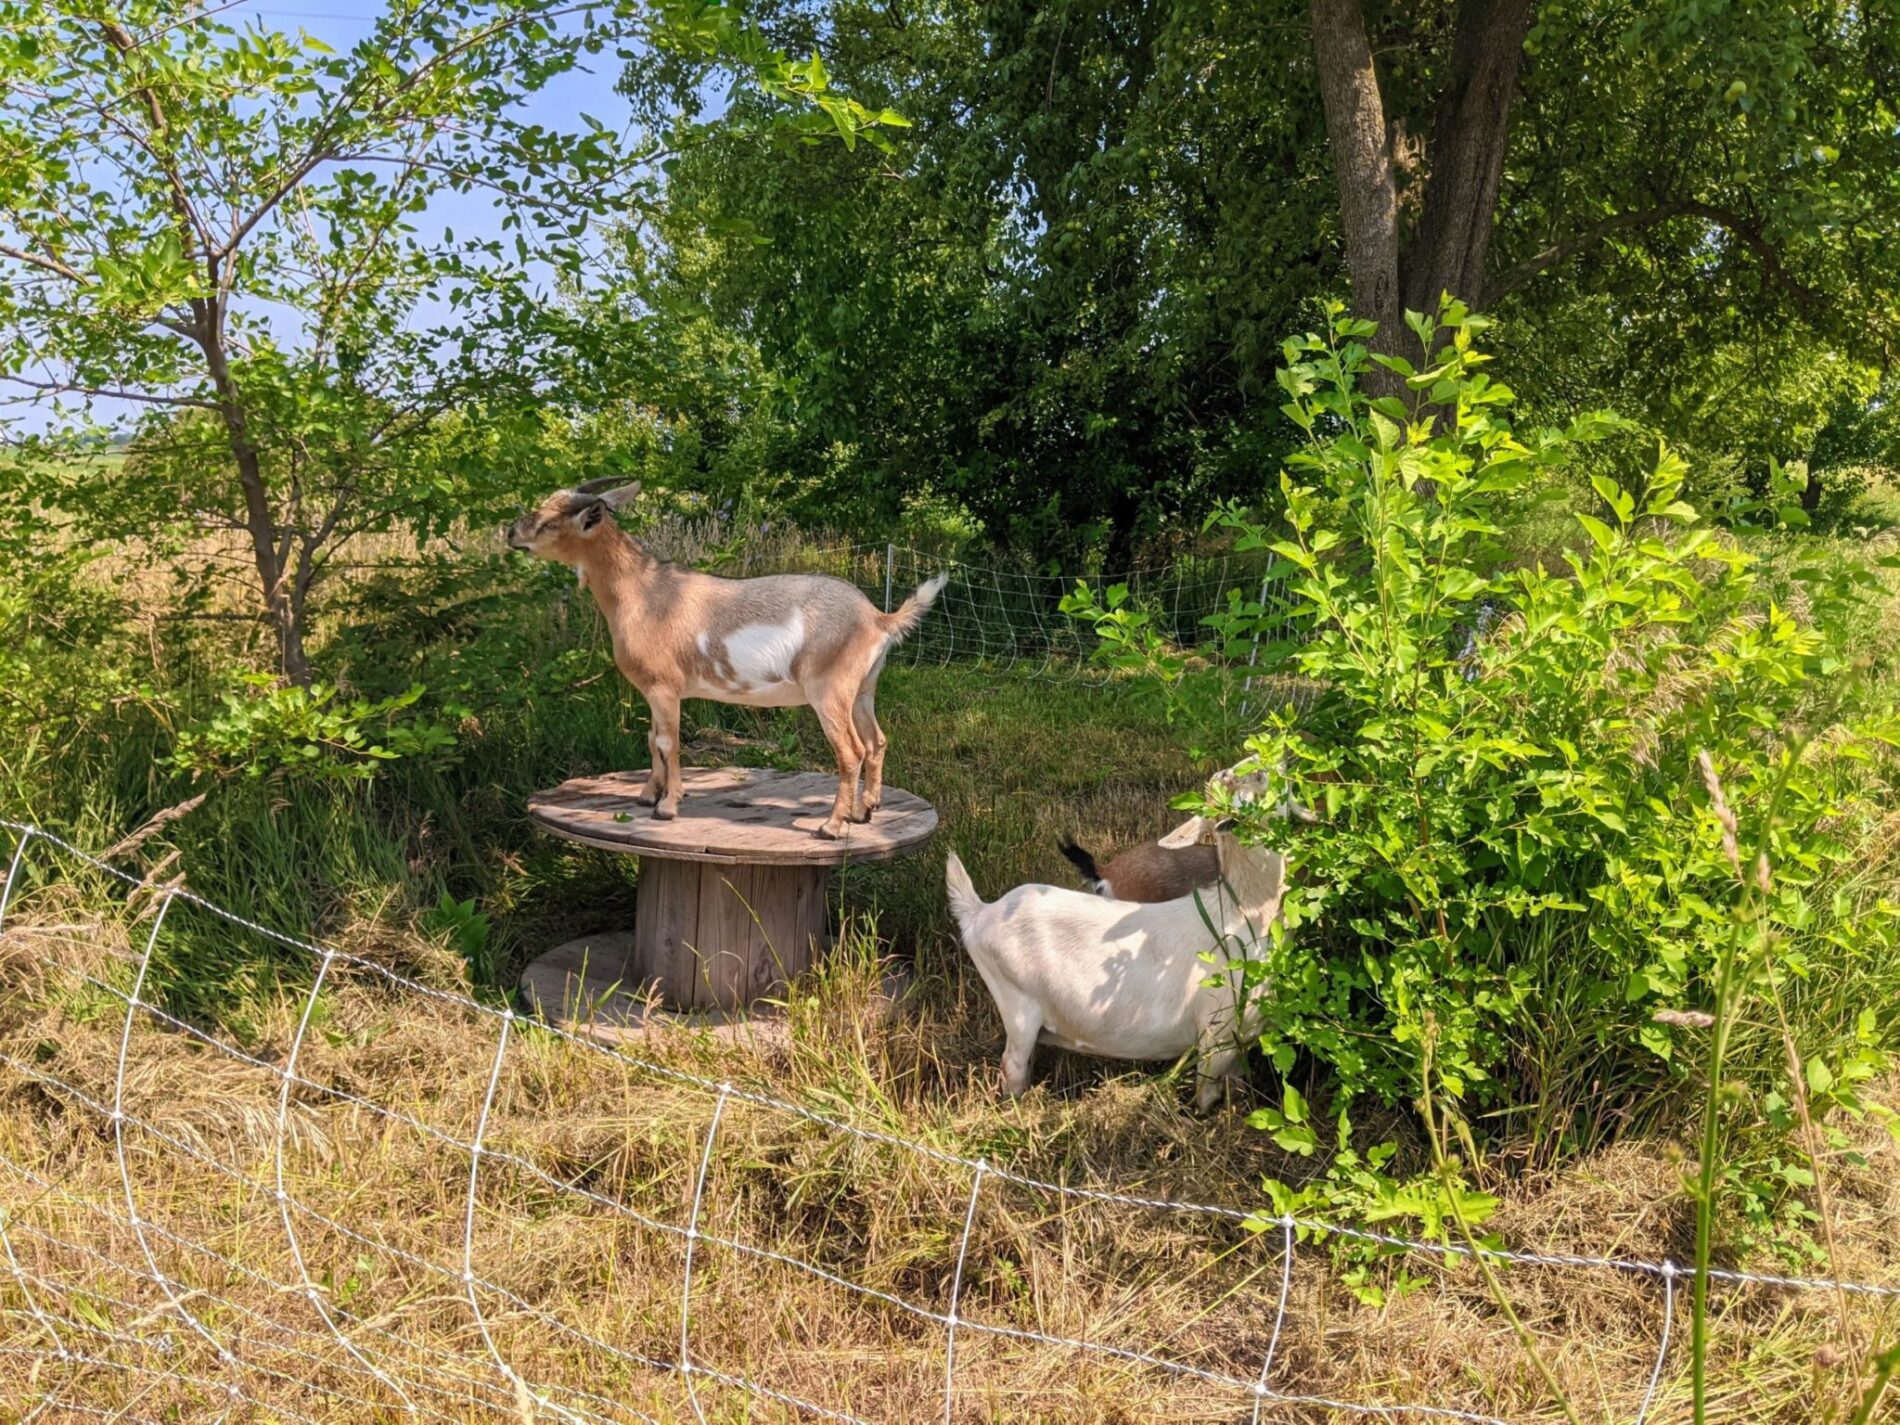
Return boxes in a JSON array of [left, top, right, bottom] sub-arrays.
[[652, 805, 678, 821], [633, 791, 658, 807], [849, 807, 874, 824], [814, 821, 845, 841]]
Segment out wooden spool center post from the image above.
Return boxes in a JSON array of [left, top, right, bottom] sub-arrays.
[[524, 767, 937, 1017]]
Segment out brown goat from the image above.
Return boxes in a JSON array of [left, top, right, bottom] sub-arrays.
[[508, 479, 945, 838], [1058, 836, 1220, 903]]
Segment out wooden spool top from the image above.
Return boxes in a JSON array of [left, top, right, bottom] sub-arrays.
[[527, 767, 938, 866]]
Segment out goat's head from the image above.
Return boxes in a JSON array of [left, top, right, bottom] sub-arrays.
[[1156, 759, 1315, 851], [506, 479, 642, 562], [1158, 761, 1294, 945]]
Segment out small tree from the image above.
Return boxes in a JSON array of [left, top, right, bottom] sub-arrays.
[[0, 0, 902, 681]]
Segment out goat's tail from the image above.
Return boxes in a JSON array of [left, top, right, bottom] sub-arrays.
[[944, 850, 985, 934], [879, 572, 949, 645], [1057, 837, 1107, 894]]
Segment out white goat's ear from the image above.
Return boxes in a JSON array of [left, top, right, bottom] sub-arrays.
[[599, 481, 642, 510], [1158, 815, 1210, 850]]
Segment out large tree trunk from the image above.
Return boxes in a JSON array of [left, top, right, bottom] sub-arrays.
[[1308, 0, 1401, 364], [1308, 0, 1534, 371], [1401, 0, 1535, 316]]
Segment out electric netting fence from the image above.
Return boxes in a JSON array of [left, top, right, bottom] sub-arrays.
[[3, 821, 1895, 1423], [706, 539, 1310, 709]]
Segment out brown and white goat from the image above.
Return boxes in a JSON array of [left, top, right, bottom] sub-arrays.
[[1058, 836, 1218, 903], [508, 479, 945, 838]]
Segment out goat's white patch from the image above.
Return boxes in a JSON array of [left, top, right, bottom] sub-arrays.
[[695, 632, 710, 657], [654, 734, 673, 753], [722, 610, 805, 689]]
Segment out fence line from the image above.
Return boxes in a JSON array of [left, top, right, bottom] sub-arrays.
[[670, 535, 1311, 707], [3, 818, 1894, 1424]]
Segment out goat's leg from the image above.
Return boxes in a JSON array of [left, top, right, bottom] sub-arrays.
[[1194, 1044, 1241, 1114], [635, 721, 661, 805], [1194, 1003, 1251, 1113], [998, 999, 1043, 1098], [646, 688, 683, 820], [849, 678, 887, 823], [811, 688, 865, 840]]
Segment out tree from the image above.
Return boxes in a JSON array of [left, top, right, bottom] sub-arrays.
[[1306, 0, 1900, 372], [599, 0, 1898, 554], [617, 0, 1336, 562], [0, 0, 902, 681]]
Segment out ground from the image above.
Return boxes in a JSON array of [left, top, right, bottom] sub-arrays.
[[3, 653, 1898, 1423]]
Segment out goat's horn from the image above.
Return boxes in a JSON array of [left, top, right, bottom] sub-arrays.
[[572, 476, 623, 495]]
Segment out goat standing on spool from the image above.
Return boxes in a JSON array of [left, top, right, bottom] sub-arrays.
[[508, 479, 946, 839]]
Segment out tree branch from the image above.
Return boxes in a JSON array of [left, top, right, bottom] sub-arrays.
[[225, 0, 623, 259], [1486, 199, 1828, 323], [0, 243, 89, 284], [1679, 200, 1827, 323], [1, 374, 217, 407], [1485, 203, 1687, 303]]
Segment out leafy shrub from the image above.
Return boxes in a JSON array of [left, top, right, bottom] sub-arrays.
[[1089, 302, 1900, 1247], [423, 889, 494, 981], [0, 549, 147, 743], [171, 676, 463, 783]]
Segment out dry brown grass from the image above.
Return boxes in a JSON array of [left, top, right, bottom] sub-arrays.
[[2, 902, 1898, 1425]]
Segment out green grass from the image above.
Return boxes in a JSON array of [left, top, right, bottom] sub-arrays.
[[3, 650, 1225, 1023], [6, 536, 1900, 1422]]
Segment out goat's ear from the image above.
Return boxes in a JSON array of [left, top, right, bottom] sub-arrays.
[[1158, 814, 1211, 850], [599, 481, 642, 510]]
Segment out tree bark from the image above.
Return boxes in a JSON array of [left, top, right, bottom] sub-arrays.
[[1401, 0, 1535, 317], [194, 297, 311, 686], [1308, 0, 1535, 370], [1308, 0, 1402, 362]]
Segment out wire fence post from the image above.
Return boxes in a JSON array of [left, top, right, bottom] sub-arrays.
[[0, 826, 32, 938], [277, 945, 419, 1415], [884, 543, 895, 613], [1635, 1261, 1677, 1424], [681, 1084, 731, 1424], [1250, 1214, 1296, 1424], [942, 1160, 987, 1425], [1239, 574, 1273, 720], [462, 1010, 511, 1381], [111, 887, 242, 1393]]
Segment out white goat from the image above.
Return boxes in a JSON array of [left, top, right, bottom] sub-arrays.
[[508, 479, 946, 839], [945, 766, 1290, 1111]]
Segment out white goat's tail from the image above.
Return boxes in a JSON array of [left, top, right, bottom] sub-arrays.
[[944, 850, 985, 934], [879, 572, 949, 645]]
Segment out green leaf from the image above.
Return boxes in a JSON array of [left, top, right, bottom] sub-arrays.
[[1806, 1056, 1835, 1097], [1576, 513, 1617, 553]]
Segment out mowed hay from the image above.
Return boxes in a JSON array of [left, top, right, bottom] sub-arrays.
[[1, 909, 1898, 1423]]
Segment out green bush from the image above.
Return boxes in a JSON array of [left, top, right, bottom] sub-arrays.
[[1169, 303, 1898, 1222], [170, 675, 462, 783]]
